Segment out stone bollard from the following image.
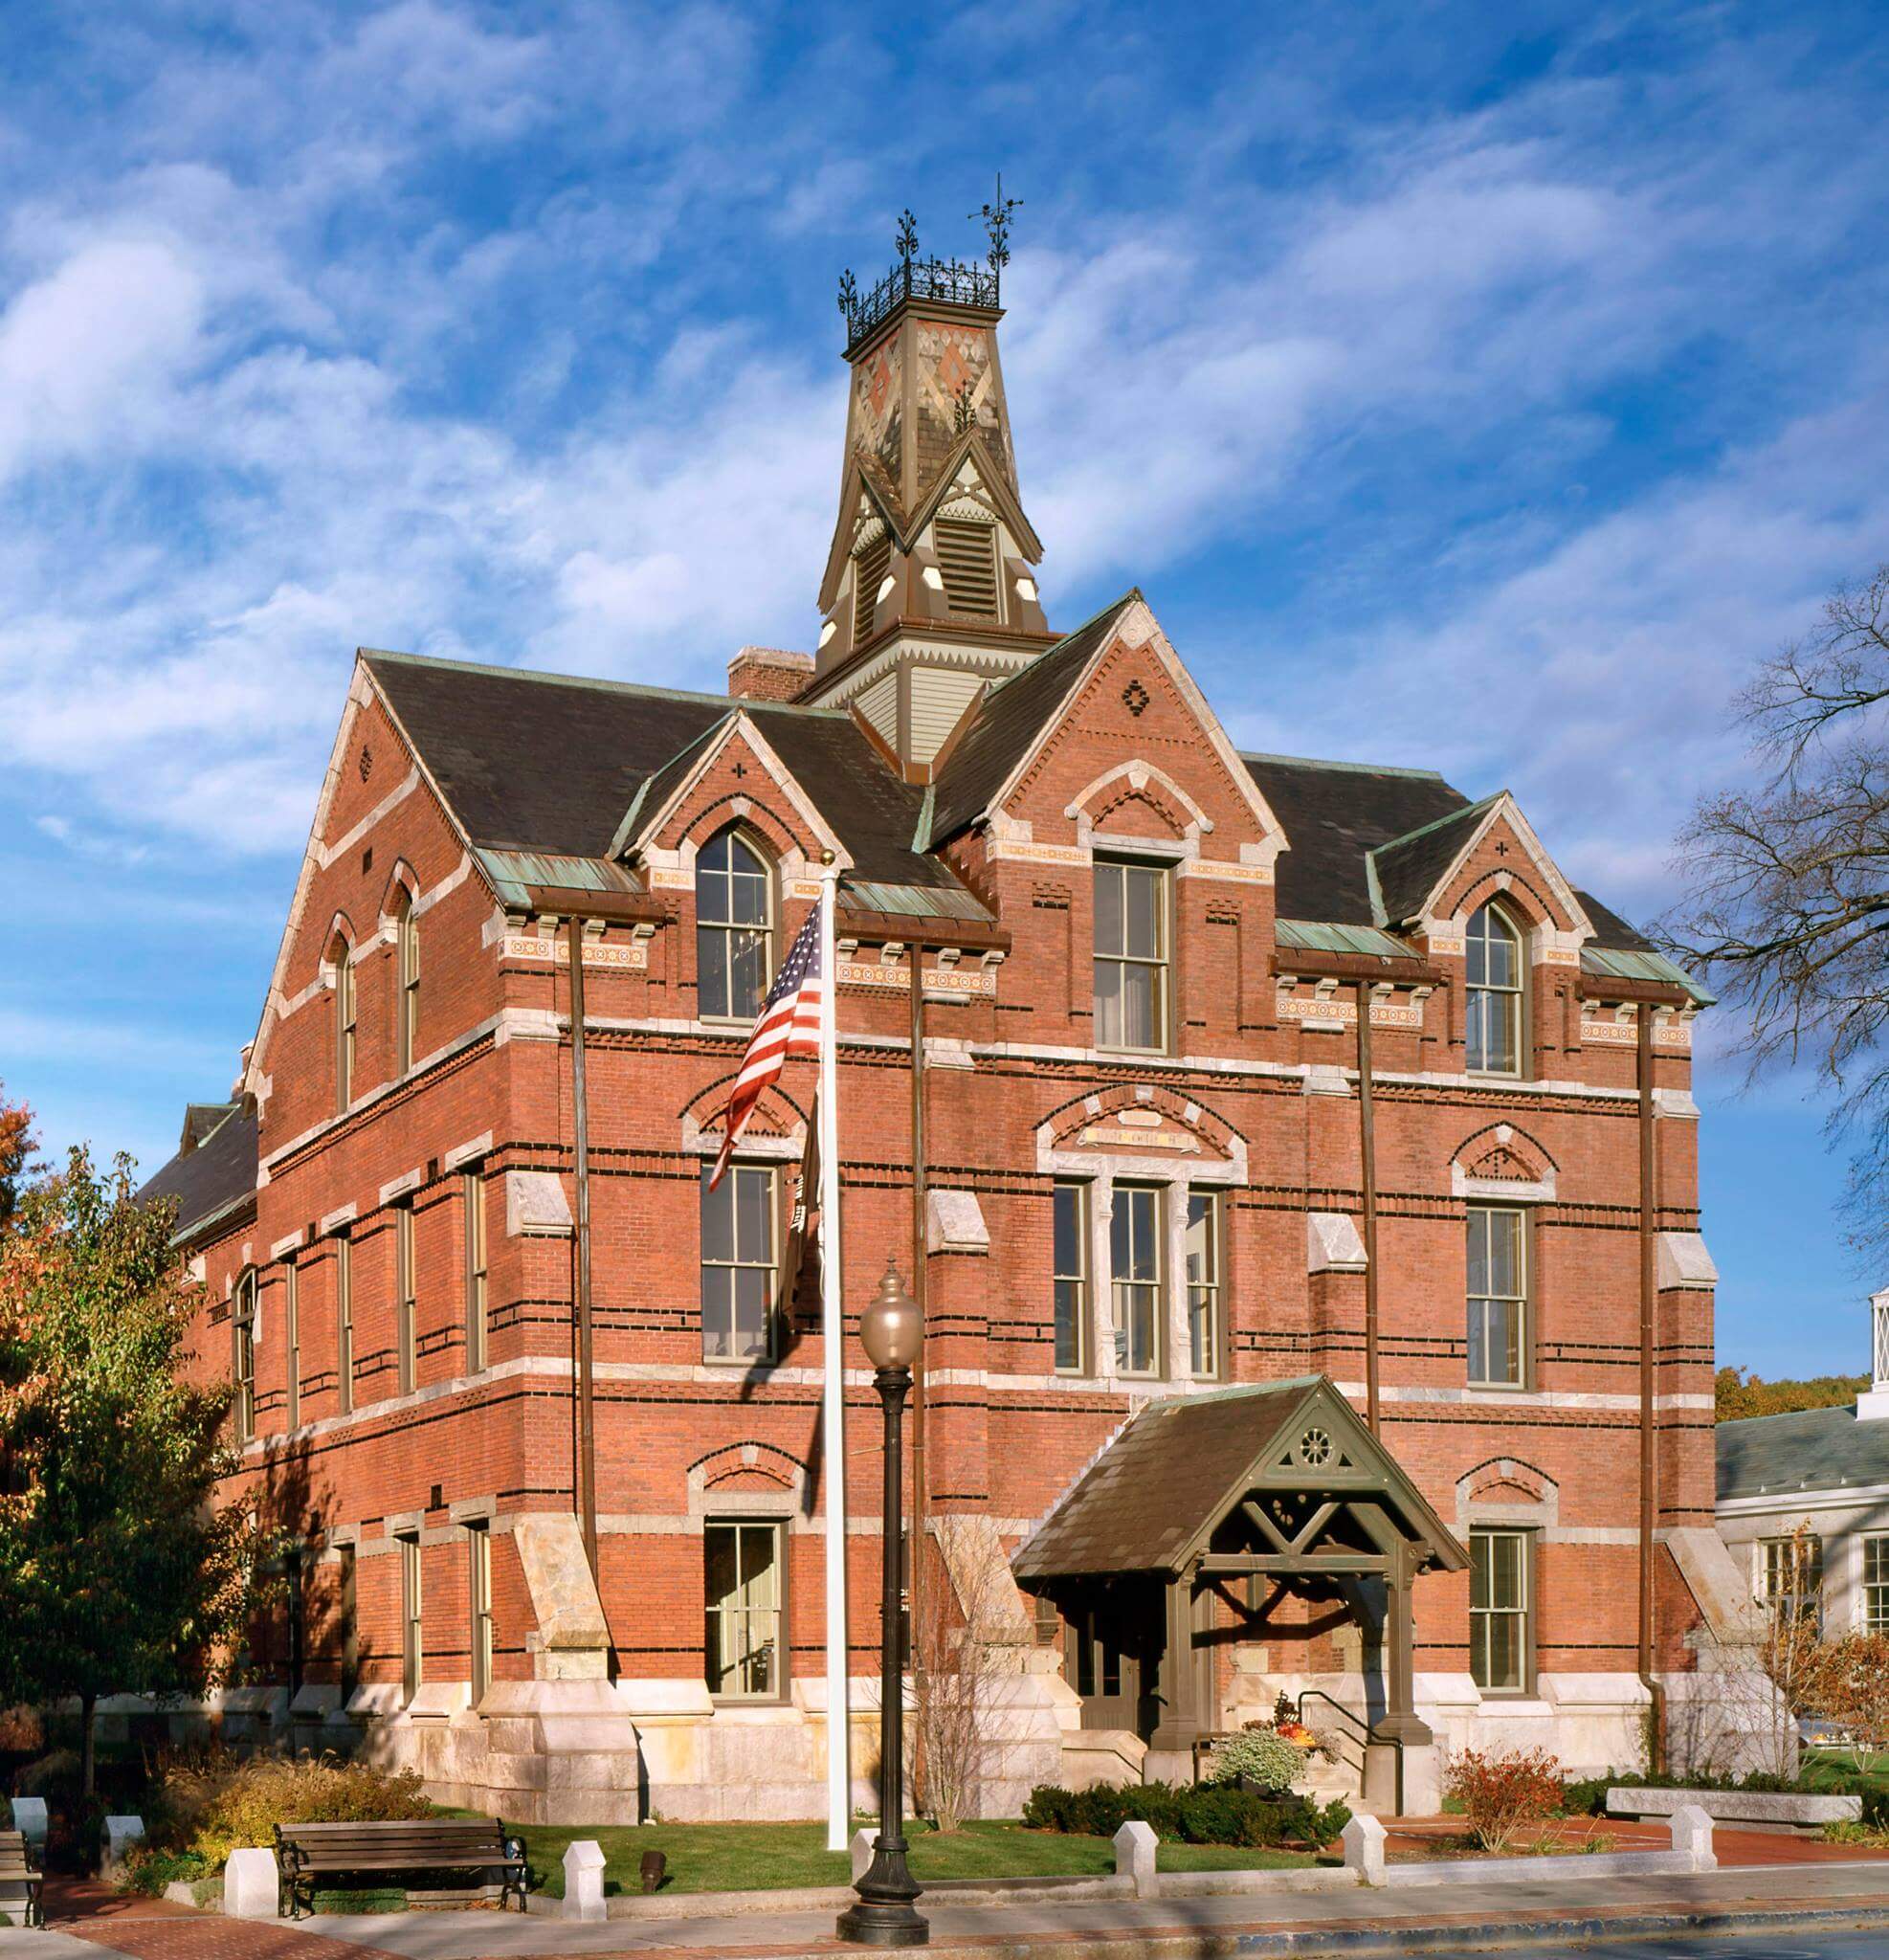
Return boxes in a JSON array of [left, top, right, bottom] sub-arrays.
[[1112, 1819, 1158, 1899], [223, 1847, 280, 1920], [8, 1799, 46, 1860], [102, 1816, 144, 1882], [564, 1840, 608, 1923], [851, 1828, 877, 1884], [1668, 1802, 1716, 1872], [1341, 1812, 1387, 1887]]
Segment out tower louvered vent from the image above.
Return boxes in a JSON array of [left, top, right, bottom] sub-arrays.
[[934, 519, 1000, 618], [853, 531, 892, 647]]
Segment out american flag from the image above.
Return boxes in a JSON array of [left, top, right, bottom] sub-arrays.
[[709, 895, 825, 1190]]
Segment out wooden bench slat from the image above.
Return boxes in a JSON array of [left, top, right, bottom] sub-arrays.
[[275, 1816, 526, 1918]]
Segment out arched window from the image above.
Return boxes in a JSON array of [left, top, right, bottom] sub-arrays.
[[331, 935, 356, 1111], [233, 1269, 258, 1443], [394, 890, 420, 1073], [696, 829, 772, 1021], [1464, 902, 1522, 1075]]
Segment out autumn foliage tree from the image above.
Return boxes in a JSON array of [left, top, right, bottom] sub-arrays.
[[0, 1082, 33, 1235], [1715, 1367, 1870, 1419], [0, 1143, 258, 1793]]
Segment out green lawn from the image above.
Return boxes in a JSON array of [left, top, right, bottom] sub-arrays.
[[1802, 1748, 1889, 1795], [516, 1817, 1320, 1899]]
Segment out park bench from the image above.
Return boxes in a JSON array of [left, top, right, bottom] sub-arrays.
[[274, 1817, 527, 1918], [0, 1829, 44, 1927]]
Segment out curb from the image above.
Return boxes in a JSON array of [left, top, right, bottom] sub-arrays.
[[764, 1901, 1889, 1960]]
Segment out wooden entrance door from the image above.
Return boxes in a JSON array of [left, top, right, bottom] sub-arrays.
[[1067, 1587, 1161, 1738]]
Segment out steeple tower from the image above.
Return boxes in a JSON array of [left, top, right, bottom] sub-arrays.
[[806, 195, 1055, 775]]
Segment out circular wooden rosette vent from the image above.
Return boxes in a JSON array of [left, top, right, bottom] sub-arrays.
[[1294, 1426, 1333, 1468]]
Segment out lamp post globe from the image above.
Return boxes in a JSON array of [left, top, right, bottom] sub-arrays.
[[837, 1259, 928, 1948]]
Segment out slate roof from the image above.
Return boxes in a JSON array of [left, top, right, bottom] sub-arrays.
[[924, 593, 1141, 848], [1370, 797, 1500, 927], [1241, 755, 1471, 927], [364, 652, 958, 893], [138, 1105, 258, 1247], [1717, 1405, 1889, 1502]]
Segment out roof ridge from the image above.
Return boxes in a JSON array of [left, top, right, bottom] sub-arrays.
[[361, 648, 851, 719], [1242, 749, 1451, 783], [980, 588, 1144, 702], [1720, 1403, 1859, 1428]]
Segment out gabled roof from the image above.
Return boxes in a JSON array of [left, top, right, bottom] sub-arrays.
[[363, 652, 961, 892], [1242, 754, 1470, 926], [1718, 1403, 1889, 1501], [1011, 1376, 1466, 1584], [181, 1102, 241, 1152], [925, 592, 1148, 847], [1370, 796, 1500, 926], [138, 1105, 257, 1250]]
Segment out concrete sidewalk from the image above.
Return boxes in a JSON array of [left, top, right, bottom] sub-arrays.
[[200, 1859, 1889, 1960]]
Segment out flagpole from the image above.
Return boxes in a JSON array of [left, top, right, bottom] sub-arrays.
[[818, 855, 851, 1851]]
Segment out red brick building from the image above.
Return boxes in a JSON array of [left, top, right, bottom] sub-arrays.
[[141, 238, 1724, 1823]]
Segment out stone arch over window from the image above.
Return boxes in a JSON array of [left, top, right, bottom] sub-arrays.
[[678, 1077, 809, 1155], [1065, 759, 1212, 849], [687, 1441, 811, 1516], [1450, 1122, 1557, 1203], [1455, 1456, 1560, 1533], [694, 823, 775, 1021]]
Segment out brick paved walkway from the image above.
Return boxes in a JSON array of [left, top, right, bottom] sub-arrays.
[[60, 1920, 407, 1959]]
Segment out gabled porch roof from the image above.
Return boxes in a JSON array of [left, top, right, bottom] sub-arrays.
[[1011, 1376, 1468, 1587]]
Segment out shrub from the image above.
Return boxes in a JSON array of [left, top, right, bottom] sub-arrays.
[[1199, 1728, 1303, 1795], [122, 1847, 212, 1897], [1444, 1747, 1565, 1854], [147, 1748, 432, 1869], [1019, 1781, 1348, 1848]]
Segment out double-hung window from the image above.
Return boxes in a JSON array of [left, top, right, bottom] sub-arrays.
[[1760, 1535, 1823, 1628], [1863, 1538, 1889, 1633], [395, 1203, 417, 1395], [283, 1261, 300, 1431], [1053, 1182, 1088, 1373], [1110, 1186, 1162, 1376], [697, 830, 772, 1021], [467, 1524, 494, 1704], [463, 1171, 487, 1372], [399, 1533, 423, 1704], [704, 1520, 782, 1699], [700, 1164, 777, 1363], [395, 892, 420, 1073], [1465, 903, 1522, 1074], [333, 939, 357, 1111], [1186, 1192, 1222, 1377], [335, 1236, 354, 1415], [232, 1270, 258, 1442], [1466, 1207, 1526, 1388], [1469, 1527, 1531, 1692], [1094, 859, 1168, 1052]]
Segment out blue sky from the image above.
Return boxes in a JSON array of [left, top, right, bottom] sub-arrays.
[[2, 1, 1885, 1377]]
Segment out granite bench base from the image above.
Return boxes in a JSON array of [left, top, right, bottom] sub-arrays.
[[1606, 1786, 1860, 1836]]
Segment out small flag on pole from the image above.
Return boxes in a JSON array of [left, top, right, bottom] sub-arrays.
[[709, 898, 825, 1190]]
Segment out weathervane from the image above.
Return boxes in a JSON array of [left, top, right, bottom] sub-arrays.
[[972, 172, 1022, 271]]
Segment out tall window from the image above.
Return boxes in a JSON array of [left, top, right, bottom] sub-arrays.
[[1466, 1207, 1526, 1388], [335, 1236, 354, 1415], [700, 1164, 777, 1363], [395, 891, 420, 1074], [332, 937, 356, 1111], [1864, 1538, 1889, 1633], [1094, 859, 1168, 1052], [1470, 1527, 1531, 1692], [704, 1520, 782, 1699], [1053, 1182, 1088, 1373], [1187, 1192, 1222, 1377], [696, 830, 772, 1021], [1464, 903, 1522, 1075], [283, 1260, 300, 1431], [463, 1171, 487, 1372], [467, 1524, 493, 1704], [337, 1544, 359, 1698], [1111, 1186, 1162, 1376], [1760, 1535, 1823, 1627], [232, 1270, 257, 1442], [395, 1203, 417, 1395], [399, 1533, 423, 1704]]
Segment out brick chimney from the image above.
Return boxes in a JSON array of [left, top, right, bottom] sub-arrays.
[[728, 646, 813, 702]]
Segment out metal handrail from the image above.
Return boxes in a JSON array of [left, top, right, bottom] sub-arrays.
[[1297, 1689, 1403, 1817]]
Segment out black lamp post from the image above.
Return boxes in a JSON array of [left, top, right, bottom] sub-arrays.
[[837, 1261, 928, 1949]]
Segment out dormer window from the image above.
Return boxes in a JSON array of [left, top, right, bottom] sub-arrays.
[[697, 829, 772, 1021], [854, 529, 891, 647], [1465, 902, 1522, 1075], [934, 517, 1000, 618], [1094, 858, 1169, 1053]]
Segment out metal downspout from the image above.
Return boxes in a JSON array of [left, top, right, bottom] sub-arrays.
[[567, 915, 599, 1583], [1356, 980, 1381, 1434], [1636, 1006, 1664, 1770]]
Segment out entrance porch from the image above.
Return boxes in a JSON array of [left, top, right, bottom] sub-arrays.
[[1011, 1376, 1468, 1815]]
